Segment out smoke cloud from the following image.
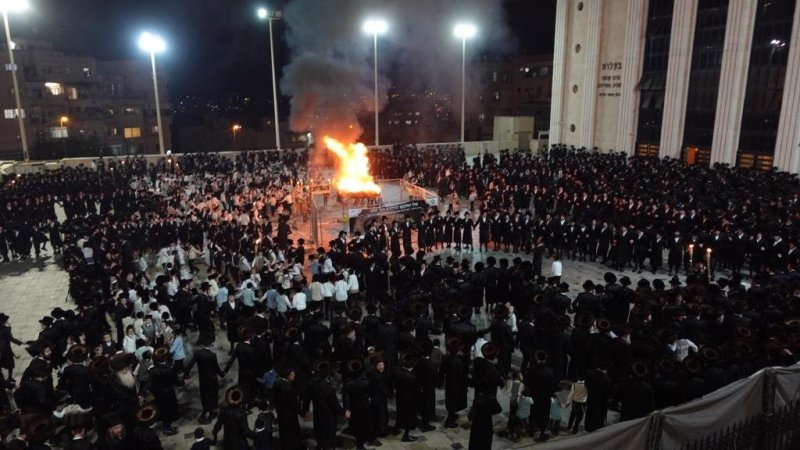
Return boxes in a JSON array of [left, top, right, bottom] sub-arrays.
[[281, 0, 515, 144]]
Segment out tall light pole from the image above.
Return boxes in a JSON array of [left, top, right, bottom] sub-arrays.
[[363, 18, 387, 147], [138, 31, 166, 155], [2, 0, 29, 161], [232, 124, 241, 147], [453, 23, 476, 144], [258, 7, 282, 151]]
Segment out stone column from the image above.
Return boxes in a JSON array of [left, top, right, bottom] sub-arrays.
[[710, 0, 758, 166], [659, 0, 698, 159], [616, 0, 649, 155], [549, 0, 570, 146], [580, 0, 603, 149], [773, 2, 800, 173]]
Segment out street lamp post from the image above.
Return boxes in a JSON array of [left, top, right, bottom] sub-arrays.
[[2, 0, 29, 161], [258, 7, 282, 151], [362, 19, 387, 147], [232, 124, 242, 148], [138, 31, 166, 155], [453, 23, 476, 144]]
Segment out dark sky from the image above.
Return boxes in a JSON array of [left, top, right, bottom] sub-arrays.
[[11, 0, 555, 100]]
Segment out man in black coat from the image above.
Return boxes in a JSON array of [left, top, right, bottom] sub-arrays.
[[343, 359, 379, 450], [184, 333, 225, 423], [213, 386, 256, 450], [620, 361, 655, 421], [415, 340, 437, 432], [525, 350, 556, 441], [438, 337, 469, 428], [148, 348, 181, 435], [58, 345, 93, 409], [392, 352, 421, 442], [303, 361, 344, 450], [584, 364, 612, 432], [274, 364, 304, 450], [224, 326, 258, 408]]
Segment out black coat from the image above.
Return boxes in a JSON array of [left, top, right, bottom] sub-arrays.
[[391, 366, 420, 429], [304, 376, 342, 446], [185, 348, 223, 411], [343, 373, 374, 442], [415, 357, 437, 421], [468, 395, 501, 450], [585, 369, 611, 432], [148, 364, 181, 423], [225, 341, 257, 399], [213, 405, 254, 450], [274, 378, 303, 450], [620, 378, 655, 421], [438, 353, 468, 413], [367, 367, 391, 433], [58, 363, 94, 408]]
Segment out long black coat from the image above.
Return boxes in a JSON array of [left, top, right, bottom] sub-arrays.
[[185, 348, 223, 411], [468, 395, 501, 450], [274, 378, 303, 450], [620, 378, 655, 421], [343, 373, 374, 442], [415, 357, 437, 422], [225, 341, 257, 400], [58, 363, 93, 408], [391, 366, 420, 430], [213, 405, 254, 450], [367, 368, 391, 433], [585, 368, 611, 432], [0, 326, 21, 370], [148, 364, 181, 424], [304, 376, 342, 447], [438, 353, 468, 413]]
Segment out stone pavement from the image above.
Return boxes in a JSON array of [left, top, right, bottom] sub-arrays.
[[1, 241, 698, 449]]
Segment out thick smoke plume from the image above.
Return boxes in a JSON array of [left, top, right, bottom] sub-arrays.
[[281, 0, 514, 144]]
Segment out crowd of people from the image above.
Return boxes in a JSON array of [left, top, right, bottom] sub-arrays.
[[0, 144, 798, 450]]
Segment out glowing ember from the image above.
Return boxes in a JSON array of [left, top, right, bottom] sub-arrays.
[[324, 136, 382, 196]]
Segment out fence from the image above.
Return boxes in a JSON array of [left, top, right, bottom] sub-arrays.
[[535, 362, 800, 450]]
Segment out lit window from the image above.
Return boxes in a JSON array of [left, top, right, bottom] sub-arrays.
[[44, 82, 63, 96], [50, 127, 68, 139], [3, 109, 25, 119], [111, 128, 119, 136], [492, 71, 497, 82], [151, 126, 159, 134], [479, 114, 485, 122], [405, 120, 412, 125], [124, 127, 141, 138], [83, 67, 92, 78], [415, 112, 420, 116], [124, 108, 138, 116], [494, 91, 501, 100], [68, 88, 79, 100]]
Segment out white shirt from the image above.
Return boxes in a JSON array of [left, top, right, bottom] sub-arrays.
[[292, 292, 307, 311], [551, 260, 563, 277], [321, 281, 335, 298], [347, 273, 359, 293], [334, 280, 349, 301]]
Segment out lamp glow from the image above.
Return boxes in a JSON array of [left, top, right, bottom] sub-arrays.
[[453, 23, 477, 39], [257, 7, 268, 19], [0, 0, 29, 12], [138, 32, 166, 54], [362, 19, 388, 35]]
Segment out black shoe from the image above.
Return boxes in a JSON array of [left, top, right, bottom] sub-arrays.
[[419, 424, 435, 432], [367, 440, 382, 447], [198, 414, 211, 424], [163, 427, 178, 436], [401, 435, 417, 443]]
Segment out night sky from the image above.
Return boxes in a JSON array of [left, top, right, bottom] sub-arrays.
[[10, 0, 555, 101]]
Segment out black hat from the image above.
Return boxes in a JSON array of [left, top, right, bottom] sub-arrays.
[[653, 279, 665, 290], [559, 282, 570, 293], [582, 280, 595, 290], [656, 356, 678, 374], [683, 355, 703, 374], [631, 360, 650, 378], [409, 302, 428, 316], [493, 304, 510, 319], [226, 385, 246, 406], [456, 305, 473, 320], [637, 279, 650, 288], [50, 307, 65, 319], [480, 342, 498, 361], [700, 345, 721, 362], [400, 351, 417, 368], [401, 317, 417, 331], [21, 414, 53, 443], [619, 276, 632, 286], [604, 272, 617, 284], [669, 276, 681, 286], [347, 358, 365, 374], [152, 347, 170, 365], [313, 359, 333, 377], [557, 315, 571, 329], [0, 313, 8, 324], [66, 345, 88, 363], [347, 307, 363, 322], [39, 316, 54, 327], [596, 318, 612, 332], [736, 340, 756, 358], [284, 326, 301, 342], [575, 313, 595, 329], [533, 349, 549, 365], [89, 356, 110, 375], [197, 332, 215, 347], [135, 402, 159, 427], [446, 336, 464, 353]]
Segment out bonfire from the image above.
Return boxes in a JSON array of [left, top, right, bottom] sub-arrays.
[[324, 136, 382, 199]]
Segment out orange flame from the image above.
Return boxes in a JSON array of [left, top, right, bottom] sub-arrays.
[[324, 136, 382, 195]]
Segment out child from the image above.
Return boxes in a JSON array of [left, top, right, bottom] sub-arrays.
[[506, 371, 523, 437], [254, 418, 272, 450], [190, 427, 212, 450], [513, 388, 533, 441], [549, 394, 563, 436], [567, 378, 588, 433]]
